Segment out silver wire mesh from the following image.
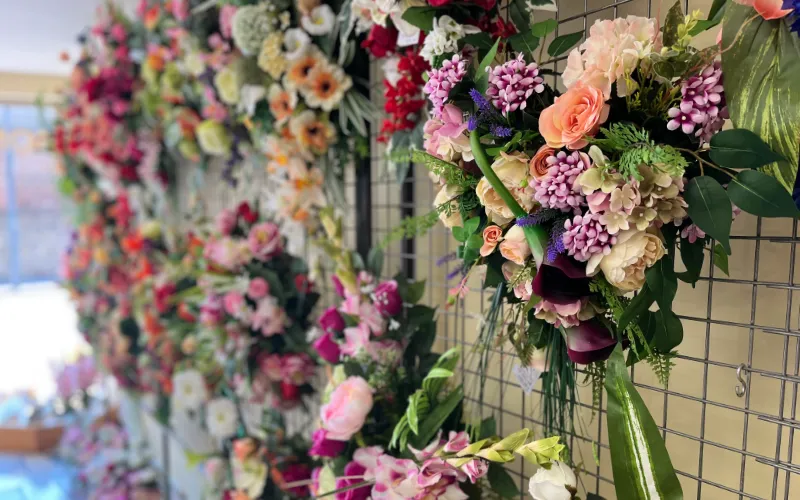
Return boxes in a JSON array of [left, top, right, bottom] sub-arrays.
[[177, 1, 800, 498]]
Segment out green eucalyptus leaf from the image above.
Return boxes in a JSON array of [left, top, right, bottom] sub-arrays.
[[653, 308, 684, 352], [466, 234, 484, 249], [727, 170, 800, 218], [605, 346, 683, 500], [367, 247, 384, 277], [618, 286, 654, 333], [645, 255, 678, 313], [509, 31, 540, 56], [547, 32, 583, 57], [487, 464, 520, 498], [721, 3, 800, 191], [464, 217, 480, 235], [677, 237, 705, 284], [685, 176, 732, 254], [530, 19, 558, 37], [712, 243, 730, 276], [452, 226, 467, 242], [709, 129, 785, 170]]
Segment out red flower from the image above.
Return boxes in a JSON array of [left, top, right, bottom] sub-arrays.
[[236, 201, 258, 224], [361, 24, 398, 58], [294, 274, 314, 294], [428, 0, 454, 5]]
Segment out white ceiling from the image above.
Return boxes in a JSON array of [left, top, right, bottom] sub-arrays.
[[0, 0, 139, 76]]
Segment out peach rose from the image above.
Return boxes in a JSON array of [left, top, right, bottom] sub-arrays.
[[733, 0, 791, 19], [499, 225, 532, 265], [530, 145, 556, 179], [539, 84, 609, 150], [480, 225, 504, 257], [320, 376, 373, 441]]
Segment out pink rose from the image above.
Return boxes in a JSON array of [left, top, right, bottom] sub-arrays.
[[539, 83, 609, 150], [480, 225, 504, 257], [319, 306, 345, 333], [499, 225, 532, 265], [320, 376, 374, 440], [373, 280, 402, 316], [312, 332, 341, 364], [734, 0, 791, 19], [247, 277, 269, 299], [248, 222, 283, 261], [223, 291, 246, 316], [216, 209, 237, 235], [281, 353, 314, 385], [260, 354, 283, 382], [309, 429, 347, 457]]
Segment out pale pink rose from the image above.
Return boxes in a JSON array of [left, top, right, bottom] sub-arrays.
[[320, 376, 374, 440], [423, 105, 474, 163], [247, 277, 269, 299], [539, 83, 609, 150], [248, 222, 283, 261], [734, 0, 791, 19], [205, 237, 249, 270], [499, 225, 532, 265], [251, 296, 287, 336], [480, 225, 504, 257], [260, 354, 283, 382], [219, 5, 238, 38], [341, 323, 371, 357]]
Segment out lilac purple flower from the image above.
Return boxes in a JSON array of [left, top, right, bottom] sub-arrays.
[[516, 208, 562, 227], [562, 213, 616, 262], [467, 88, 510, 137], [489, 123, 512, 137], [530, 151, 590, 213], [486, 53, 544, 115], [423, 54, 467, 118], [667, 62, 728, 141], [546, 223, 568, 262]]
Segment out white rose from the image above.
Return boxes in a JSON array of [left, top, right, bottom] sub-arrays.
[[586, 228, 665, 292], [205, 398, 238, 439], [528, 461, 577, 500], [434, 184, 466, 229], [476, 152, 535, 225]]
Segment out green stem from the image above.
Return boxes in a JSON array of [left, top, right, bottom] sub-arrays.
[[469, 130, 548, 266]]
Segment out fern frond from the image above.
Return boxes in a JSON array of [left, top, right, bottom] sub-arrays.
[[411, 150, 479, 189], [647, 350, 676, 388], [589, 123, 688, 179], [582, 361, 606, 420], [589, 277, 653, 360]]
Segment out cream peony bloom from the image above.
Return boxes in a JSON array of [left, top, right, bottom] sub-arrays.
[[586, 229, 665, 292], [476, 152, 535, 225], [433, 183, 466, 229]]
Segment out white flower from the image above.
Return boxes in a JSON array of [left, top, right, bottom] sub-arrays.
[[585, 228, 665, 292], [205, 398, 239, 439], [528, 461, 577, 500], [382, 56, 402, 86], [419, 15, 480, 63], [433, 183, 466, 229], [283, 28, 311, 60], [238, 84, 266, 116], [301, 5, 336, 36], [172, 370, 209, 411], [231, 4, 276, 56], [184, 51, 206, 76]]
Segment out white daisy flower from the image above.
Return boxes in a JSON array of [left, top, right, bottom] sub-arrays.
[[171, 369, 209, 411], [301, 5, 336, 36], [283, 28, 311, 60], [205, 398, 239, 439]]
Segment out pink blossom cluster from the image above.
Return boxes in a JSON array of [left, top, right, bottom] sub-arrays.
[[667, 62, 728, 141], [562, 213, 616, 262], [530, 151, 591, 213], [423, 54, 467, 118], [486, 53, 545, 115], [315, 432, 486, 500], [313, 274, 404, 366]]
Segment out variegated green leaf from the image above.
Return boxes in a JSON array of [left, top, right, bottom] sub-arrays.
[[721, 4, 800, 192], [606, 346, 683, 500]]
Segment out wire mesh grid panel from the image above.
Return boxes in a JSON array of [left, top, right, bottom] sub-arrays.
[[361, 1, 800, 500]]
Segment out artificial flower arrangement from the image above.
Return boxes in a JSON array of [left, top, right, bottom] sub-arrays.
[[384, 1, 800, 496], [53, 2, 176, 197]]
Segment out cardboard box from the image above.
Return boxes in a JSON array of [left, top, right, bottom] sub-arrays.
[[0, 425, 65, 454]]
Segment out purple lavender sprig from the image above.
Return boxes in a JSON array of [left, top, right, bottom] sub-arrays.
[[546, 223, 567, 263], [436, 252, 458, 267], [467, 88, 512, 138], [516, 208, 562, 227]]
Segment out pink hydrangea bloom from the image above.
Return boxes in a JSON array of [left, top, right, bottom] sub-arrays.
[[423, 54, 467, 118], [562, 213, 616, 262]]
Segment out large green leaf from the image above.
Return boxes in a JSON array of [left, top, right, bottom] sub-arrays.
[[721, 3, 800, 192], [684, 176, 732, 254], [709, 129, 786, 170], [605, 347, 684, 500], [401, 6, 438, 31], [727, 170, 800, 218], [645, 255, 678, 313], [487, 464, 520, 498], [474, 39, 501, 94], [548, 32, 583, 57], [677, 237, 705, 285]]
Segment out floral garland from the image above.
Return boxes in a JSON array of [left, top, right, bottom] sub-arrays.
[[382, 1, 800, 496]]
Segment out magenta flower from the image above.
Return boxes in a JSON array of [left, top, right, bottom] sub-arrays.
[[247, 277, 269, 299], [562, 213, 616, 262], [319, 306, 346, 334], [667, 62, 728, 141], [373, 280, 403, 317], [216, 208, 237, 235], [312, 331, 341, 364], [423, 54, 467, 118], [531, 151, 590, 213], [309, 429, 347, 458], [486, 53, 544, 115]]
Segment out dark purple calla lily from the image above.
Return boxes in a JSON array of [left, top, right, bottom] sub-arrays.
[[565, 319, 617, 364], [532, 255, 591, 305]]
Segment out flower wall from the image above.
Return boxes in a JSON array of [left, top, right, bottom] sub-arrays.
[[51, 0, 800, 499]]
